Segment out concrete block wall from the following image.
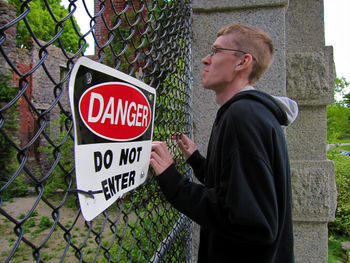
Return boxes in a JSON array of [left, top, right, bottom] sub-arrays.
[[191, 0, 337, 262]]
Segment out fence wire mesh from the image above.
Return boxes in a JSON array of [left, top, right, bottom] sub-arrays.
[[0, 0, 193, 262]]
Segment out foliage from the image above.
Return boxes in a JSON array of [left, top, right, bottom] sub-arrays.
[[0, 74, 17, 102], [100, 208, 181, 263], [327, 77, 350, 142], [38, 114, 77, 208], [8, 0, 87, 53], [1, 174, 29, 201], [328, 235, 349, 263], [339, 144, 350, 151], [327, 103, 350, 142], [327, 77, 350, 261], [336, 77, 350, 106], [104, 9, 149, 73], [334, 77, 350, 99], [0, 74, 28, 200], [328, 149, 350, 237]]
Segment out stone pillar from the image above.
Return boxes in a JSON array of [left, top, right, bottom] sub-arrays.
[[286, 0, 337, 262], [191, 0, 336, 262], [192, 0, 288, 155]]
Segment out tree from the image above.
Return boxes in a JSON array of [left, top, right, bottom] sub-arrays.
[[327, 77, 350, 142], [327, 103, 350, 142], [339, 77, 350, 106], [9, 0, 87, 53], [334, 77, 350, 103]]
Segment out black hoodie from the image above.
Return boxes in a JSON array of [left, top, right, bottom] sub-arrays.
[[156, 90, 295, 263]]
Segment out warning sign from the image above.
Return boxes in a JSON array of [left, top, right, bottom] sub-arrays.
[[68, 57, 156, 221]]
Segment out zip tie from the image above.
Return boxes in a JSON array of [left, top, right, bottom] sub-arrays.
[[67, 189, 103, 199]]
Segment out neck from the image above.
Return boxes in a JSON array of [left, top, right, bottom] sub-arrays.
[[215, 78, 250, 105]]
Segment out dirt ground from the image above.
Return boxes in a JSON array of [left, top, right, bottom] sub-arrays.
[[0, 192, 171, 263], [0, 195, 114, 262]]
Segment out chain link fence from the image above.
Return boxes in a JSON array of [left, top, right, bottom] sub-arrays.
[[0, 0, 193, 262]]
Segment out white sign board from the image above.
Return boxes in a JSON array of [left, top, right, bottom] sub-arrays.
[[68, 57, 156, 221]]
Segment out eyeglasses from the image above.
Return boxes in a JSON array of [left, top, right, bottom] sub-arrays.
[[210, 46, 256, 61]]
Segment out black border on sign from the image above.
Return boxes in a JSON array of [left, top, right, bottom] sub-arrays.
[[68, 58, 156, 145]]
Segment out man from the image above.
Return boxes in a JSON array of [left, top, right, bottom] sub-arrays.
[[150, 24, 297, 262]]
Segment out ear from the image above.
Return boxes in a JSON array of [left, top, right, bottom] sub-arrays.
[[235, 54, 254, 70]]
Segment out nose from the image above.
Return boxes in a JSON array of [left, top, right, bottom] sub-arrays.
[[201, 54, 211, 65]]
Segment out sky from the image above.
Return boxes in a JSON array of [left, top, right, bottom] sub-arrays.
[[324, 0, 350, 81], [61, 0, 95, 55], [63, 0, 350, 81]]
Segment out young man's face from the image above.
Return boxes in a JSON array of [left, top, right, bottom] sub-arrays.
[[201, 34, 242, 92]]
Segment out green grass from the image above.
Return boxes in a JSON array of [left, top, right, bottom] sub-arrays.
[[339, 145, 350, 151], [328, 235, 349, 262], [331, 139, 350, 151]]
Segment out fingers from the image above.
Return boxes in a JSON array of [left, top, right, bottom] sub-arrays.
[[150, 148, 162, 163], [171, 132, 197, 159], [150, 141, 173, 175], [150, 134, 196, 176], [171, 132, 183, 142], [152, 141, 169, 157], [149, 152, 162, 175], [177, 138, 188, 152], [149, 151, 163, 176], [179, 133, 191, 144], [172, 133, 188, 148]]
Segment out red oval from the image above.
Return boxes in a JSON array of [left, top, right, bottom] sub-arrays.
[[79, 82, 151, 141]]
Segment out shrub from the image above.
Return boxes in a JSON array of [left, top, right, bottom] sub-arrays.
[[328, 149, 350, 236]]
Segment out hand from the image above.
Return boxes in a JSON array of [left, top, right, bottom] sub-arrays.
[[150, 141, 174, 176], [172, 133, 197, 159]]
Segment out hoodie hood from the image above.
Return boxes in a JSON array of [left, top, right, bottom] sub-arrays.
[[271, 95, 299, 125], [218, 86, 299, 126], [239, 86, 299, 126]]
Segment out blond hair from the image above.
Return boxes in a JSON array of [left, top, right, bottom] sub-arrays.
[[217, 24, 274, 84]]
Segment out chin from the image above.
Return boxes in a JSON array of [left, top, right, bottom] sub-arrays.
[[201, 80, 209, 89], [202, 84, 210, 90], [202, 83, 214, 90]]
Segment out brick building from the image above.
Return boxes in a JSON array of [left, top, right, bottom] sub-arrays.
[[0, 3, 71, 167]]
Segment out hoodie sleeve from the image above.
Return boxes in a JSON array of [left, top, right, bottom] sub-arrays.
[[156, 99, 285, 245], [156, 149, 279, 245], [186, 150, 206, 183]]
